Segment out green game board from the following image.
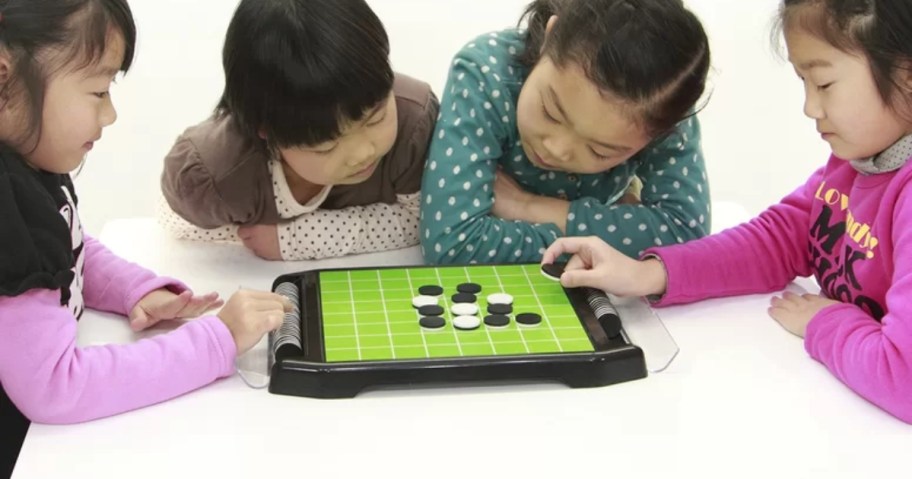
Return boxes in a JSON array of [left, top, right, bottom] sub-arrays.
[[319, 264, 595, 362], [268, 263, 647, 398]]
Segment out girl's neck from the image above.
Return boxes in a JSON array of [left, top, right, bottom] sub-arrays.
[[280, 159, 325, 205], [849, 134, 912, 175]]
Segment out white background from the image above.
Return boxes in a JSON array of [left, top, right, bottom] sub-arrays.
[[73, 0, 828, 233]]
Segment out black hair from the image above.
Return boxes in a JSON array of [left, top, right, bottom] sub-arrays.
[[518, 0, 710, 136], [217, 0, 394, 149], [0, 0, 136, 147], [778, 0, 912, 117]]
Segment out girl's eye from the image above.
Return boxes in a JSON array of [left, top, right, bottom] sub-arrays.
[[589, 148, 613, 161], [541, 104, 559, 124], [93, 91, 109, 99], [366, 112, 386, 127], [312, 144, 338, 155], [818, 82, 834, 91]]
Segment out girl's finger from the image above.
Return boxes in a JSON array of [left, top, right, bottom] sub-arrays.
[[564, 253, 588, 273], [177, 296, 225, 318], [157, 290, 193, 319], [542, 238, 592, 263]]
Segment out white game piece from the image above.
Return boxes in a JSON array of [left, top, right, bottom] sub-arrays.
[[412, 295, 439, 308], [486, 293, 514, 305], [453, 315, 481, 331], [451, 303, 479, 316]]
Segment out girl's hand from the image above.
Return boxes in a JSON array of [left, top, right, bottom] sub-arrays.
[[129, 289, 224, 331], [618, 176, 643, 205], [238, 224, 282, 261], [542, 236, 667, 297], [492, 170, 533, 221], [217, 290, 292, 354], [492, 171, 571, 232], [768, 292, 840, 338]]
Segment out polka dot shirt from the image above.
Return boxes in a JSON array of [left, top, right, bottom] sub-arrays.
[[159, 158, 422, 260], [418, 29, 712, 264]]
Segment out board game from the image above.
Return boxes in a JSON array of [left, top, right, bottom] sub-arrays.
[[268, 263, 646, 398]]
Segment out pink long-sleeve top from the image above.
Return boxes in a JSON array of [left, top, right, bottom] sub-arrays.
[[648, 156, 912, 423], [0, 235, 237, 424]]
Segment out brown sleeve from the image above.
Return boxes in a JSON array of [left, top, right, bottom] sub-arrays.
[[160, 136, 263, 229], [388, 79, 440, 196]]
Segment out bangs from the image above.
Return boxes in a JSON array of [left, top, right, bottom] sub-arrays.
[[255, 31, 393, 148], [220, 0, 394, 148]]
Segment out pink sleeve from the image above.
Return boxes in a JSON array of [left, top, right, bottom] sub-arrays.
[[645, 168, 822, 307], [0, 289, 237, 424], [82, 235, 187, 316], [804, 187, 912, 423]]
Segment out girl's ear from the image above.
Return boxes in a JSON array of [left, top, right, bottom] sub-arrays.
[[545, 15, 558, 37], [0, 49, 13, 91], [540, 15, 558, 55], [0, 50, 14, 113], [901, 60, 912, 90]]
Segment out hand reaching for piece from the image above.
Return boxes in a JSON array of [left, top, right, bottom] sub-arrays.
[[217, 289, 294, 354], [541, 236, 667, 298]]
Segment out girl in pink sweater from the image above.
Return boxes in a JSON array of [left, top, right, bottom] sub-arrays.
[[543, 0, 912, 423], [0, 1, 289, 474]]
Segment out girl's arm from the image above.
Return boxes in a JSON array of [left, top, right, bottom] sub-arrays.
[[160, 135, 270, 230], [0, 289, 236, 424], [646, 168, 823, 306], [81, 235, 189, 315], [803, 185, 912, 423], [276, 193, 421, 260], [157, 196, 240, 243]]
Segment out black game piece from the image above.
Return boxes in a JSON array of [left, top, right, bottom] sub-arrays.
[[516, 313, 543, 326], [487, 303, 513, 315], [452, 293, 477, 304], [484, 314, 511, 328], [418, 305, 445, 317], [541, 263, 564, 281], [456, 283, 482, 294], [418, 285, 444, 297], [419, 316, 446, 330]]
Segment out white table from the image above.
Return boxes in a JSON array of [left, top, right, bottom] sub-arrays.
[[14, 203, 911, 479]]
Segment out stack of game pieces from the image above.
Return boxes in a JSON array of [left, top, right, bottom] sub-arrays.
[[452, 283, 482, 331], [272, 282, 303, 358], [414, 285, 445, 330], [484, 292, 512, 328]]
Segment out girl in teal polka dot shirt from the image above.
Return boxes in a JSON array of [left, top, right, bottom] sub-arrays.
[[419, 0, 713, 264]]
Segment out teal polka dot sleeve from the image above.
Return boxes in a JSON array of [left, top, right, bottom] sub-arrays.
[[565, 117, 712, 258], [419, 29, 712, 264]]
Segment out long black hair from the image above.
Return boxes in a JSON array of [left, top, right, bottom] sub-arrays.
[[518, 0, 710, 136], [217, 0, 394, 148]]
